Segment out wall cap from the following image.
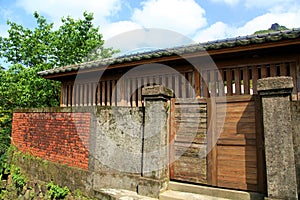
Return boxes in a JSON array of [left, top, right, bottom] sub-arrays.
[[257, 76, 294, 94], [142, 85, 174, 99]]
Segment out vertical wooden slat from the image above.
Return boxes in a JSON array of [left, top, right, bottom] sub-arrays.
[[175, 75, 180, 98], [226, 69, 232, 96], [194, 70, 201, 98], [188, 72, 194, 97], [169, 98, 176, 179], [168, 75, 173, 91], [181, 76, 186, 98], [207, 98, 217, 186], [101, 81, 106, 106], [127, 79, 131, 106], [97, 82, 101, 106], [137, 78, 142, 107], [297, 60, 300, 100], [202, 70, 210, 98], [83, 83, 87, 106], [243, 66, 250, 95], [60, 84, 64, 107], [270, 64, 277, 77], [111, 80, 116, 106], [71, 84, 75, 107], [280, 63, 288, 76], [88, 82, 92, 106], [75, 84, 80, 106], [252, 66, 258, 94], [234, 68, 241, 95], [91, 82, 95, 106], [131, 79, 137, 107], [218, 70, 225, 97], [261, 65, 268, 78], [290, 62, 297, 100], [210, 70, 216, 97], [106, 80, 111, 106]]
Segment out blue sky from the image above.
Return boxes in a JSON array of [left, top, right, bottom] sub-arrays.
[[0, 0, 300, 48]]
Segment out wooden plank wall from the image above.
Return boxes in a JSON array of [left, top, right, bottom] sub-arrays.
[[170, 98, 208, 184], [209, 95, 265, 192]]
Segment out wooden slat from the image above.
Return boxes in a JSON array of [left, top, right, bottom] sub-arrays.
[[194, 70, 201, 98], [101, 81, 106, 106], [290, 62, 297, 100], [280, 63, 288, 76], [111, 80, 116, 106], [270, 64, 277, 77], [137, 78, 142, 107], [260, 65, 268, 78], [243, 66, 250, 95], [234, 68, 241, 95], [252, 66, 258, 94], [226, 69, 233, 96], [107, 80, 111, 106]]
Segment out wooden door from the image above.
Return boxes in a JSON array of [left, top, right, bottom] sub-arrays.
[[170, 96, 266, 193]]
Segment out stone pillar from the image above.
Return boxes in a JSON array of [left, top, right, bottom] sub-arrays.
[[257, 77, 298, 200], [138, 85, 173, 196]]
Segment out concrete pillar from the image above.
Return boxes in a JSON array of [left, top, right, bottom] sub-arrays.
[[257, 77, 298, 200], [140, 85, 173, 187]]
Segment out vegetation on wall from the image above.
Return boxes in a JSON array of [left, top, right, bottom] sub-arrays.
[[0, 11, 118, 163], [253, 23, 289, 35]]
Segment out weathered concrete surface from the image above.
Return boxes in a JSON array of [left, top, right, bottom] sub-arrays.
[[90, 107, 143, 174], [95, 188, 157, 200], [292, 101, 300, 197], [258, 77, 298, 200], [166, 181, 264, 200], [141, 85, 173, 197]]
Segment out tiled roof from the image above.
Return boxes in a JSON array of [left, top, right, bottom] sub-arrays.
[[38, 28, 300, 76]]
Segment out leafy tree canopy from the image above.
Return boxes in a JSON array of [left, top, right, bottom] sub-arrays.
[[0, 11, 117, 69], [0, 12, 118, 159]]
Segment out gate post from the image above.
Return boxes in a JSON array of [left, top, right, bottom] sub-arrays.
[[139, 85, 173, 195], [257, 77, 298, 200]]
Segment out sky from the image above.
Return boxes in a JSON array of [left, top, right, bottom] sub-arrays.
[[0, 0, 300, 52]]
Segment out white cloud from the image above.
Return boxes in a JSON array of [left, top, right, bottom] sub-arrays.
[[15, 0, 122, 25], [131, 0, 207, 36], [244, 0, 296, 9], [102, 21, 142, 40], [194, 22, 233, 42], [194, 4, 300, 43], [210, 0, 239, 6]]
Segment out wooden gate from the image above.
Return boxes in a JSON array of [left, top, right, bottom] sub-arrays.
[[170, 95, 266, 193]]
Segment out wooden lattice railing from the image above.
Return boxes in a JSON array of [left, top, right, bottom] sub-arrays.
[[60, 60, 299, 107]]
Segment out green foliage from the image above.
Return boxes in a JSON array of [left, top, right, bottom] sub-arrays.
[[253, 23, 289, 35], [10, 165, 27, 192], [47, 181, 70, 199], [0, 11, 117, 68]]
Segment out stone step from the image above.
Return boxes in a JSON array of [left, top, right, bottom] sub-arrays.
[[161, 182, 265, 200], [159, 190, 231, 200], [94, 188, 157, 200]]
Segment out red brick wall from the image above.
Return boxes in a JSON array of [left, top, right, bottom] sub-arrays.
[[12, 112, 91, 170]]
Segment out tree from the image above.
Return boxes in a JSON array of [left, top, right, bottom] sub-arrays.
[[0, 11, 117, 69], [0, 12, 118, 162]]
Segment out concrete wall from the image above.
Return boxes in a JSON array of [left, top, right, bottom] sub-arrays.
[[292, 101, 300, 196], [11, 86, 173, 198]]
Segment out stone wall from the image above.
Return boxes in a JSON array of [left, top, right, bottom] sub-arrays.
[[292, 101, 300, 195], [12, 109, 91, 169], [10, 85, 174, 198]]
